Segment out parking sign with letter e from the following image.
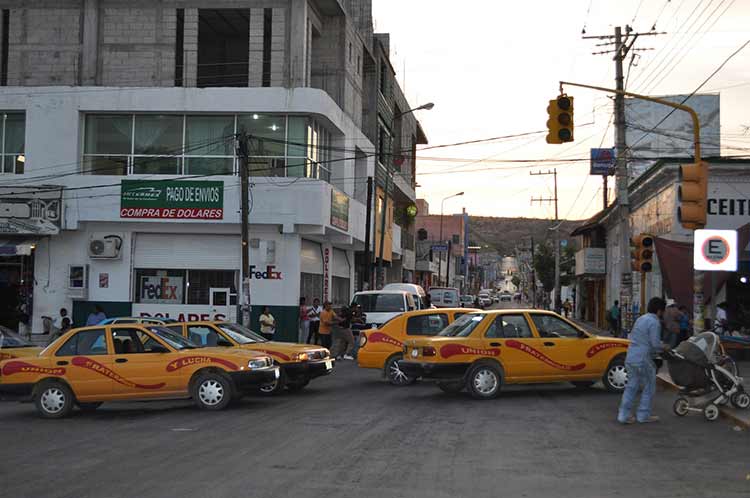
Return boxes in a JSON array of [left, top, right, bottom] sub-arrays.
[[693, 229, 738, 272]]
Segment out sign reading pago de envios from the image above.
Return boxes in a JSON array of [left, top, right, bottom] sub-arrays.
[[693, 229, 737, 272], [120, 180, 224, 220]]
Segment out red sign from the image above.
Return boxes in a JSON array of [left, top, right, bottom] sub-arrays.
[[119, 207, 223, 220], [323, 248, 330, 302]]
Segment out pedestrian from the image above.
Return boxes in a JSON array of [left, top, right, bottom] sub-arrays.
[[715, 302, 729, 334], [563, 299, 572, 318], [307, 298, 322, 344], [259, 306, 276, 341], [350, 304, 367, 359], [617, 297, 668, 424], [331, 305, 355, 360], [298, 297, 310, 344], [318, 301, 337, 349], [663, 302, 681, 349], [678, 305, 691, 344], [608, 301, 620, 337], [53, 308, 69, 330], [85, 305, 106, 326]]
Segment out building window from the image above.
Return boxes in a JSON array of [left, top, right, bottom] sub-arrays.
[[379, 59, 388, 96], [197, 9, 250, 88], [134, 269, 237, 305], [1, 113, 25, 174]]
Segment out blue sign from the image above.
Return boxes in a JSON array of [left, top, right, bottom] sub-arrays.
[[590, 148, 615, 176], [431, 244, 449, 252]]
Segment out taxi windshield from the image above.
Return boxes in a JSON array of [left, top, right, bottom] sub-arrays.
[[438, 313, 485, 337], [0, 328, 33, 348], [217, 323, 267, 344], [148, 326, 200, 350]]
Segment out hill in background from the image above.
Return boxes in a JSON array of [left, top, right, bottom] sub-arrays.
[[467, 217, 584, 255]]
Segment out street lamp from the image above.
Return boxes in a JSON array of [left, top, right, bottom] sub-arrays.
[[438, 191, 464, 286], [375, 103, 435, 288]]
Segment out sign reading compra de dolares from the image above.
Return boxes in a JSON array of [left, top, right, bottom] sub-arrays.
[[120, 180, 223, 220]]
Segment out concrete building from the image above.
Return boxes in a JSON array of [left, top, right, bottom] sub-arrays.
[[0, 0, 426, 339], [414, 199, 467, 290]]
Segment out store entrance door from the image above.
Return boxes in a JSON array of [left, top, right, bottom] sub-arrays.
[[209, 288, 231, 321]]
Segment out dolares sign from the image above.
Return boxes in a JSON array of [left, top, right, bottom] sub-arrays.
[[120, 180, 223, 220]]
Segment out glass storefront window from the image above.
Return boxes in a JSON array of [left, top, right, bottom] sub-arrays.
[[134, 269, 187, 304], [186, 270, 238, 305]]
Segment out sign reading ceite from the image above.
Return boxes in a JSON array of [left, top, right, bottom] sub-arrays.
[[120, 180, 223, 220]]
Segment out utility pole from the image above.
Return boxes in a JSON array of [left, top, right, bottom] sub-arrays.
[[236, 133, 251, 327], [530, 236, 536, 309], [362, 176, 373, 290], [531, 169, 559, 312], [584, 25, 664, 331]]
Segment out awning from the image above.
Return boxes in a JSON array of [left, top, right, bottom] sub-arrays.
[[0, 238, 36, 257], [655, 223, 750, 311]]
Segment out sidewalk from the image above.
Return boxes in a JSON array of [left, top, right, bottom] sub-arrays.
[[657, 361, 750, 428]]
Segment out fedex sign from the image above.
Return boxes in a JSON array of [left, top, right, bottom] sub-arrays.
[[140, 276, 184, 304], [248, 265, 283, 280]]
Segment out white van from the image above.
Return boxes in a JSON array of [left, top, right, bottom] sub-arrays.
[[350, 290, 416, 328], [382, 283, 429, 309], [427, 287, 460, 308]]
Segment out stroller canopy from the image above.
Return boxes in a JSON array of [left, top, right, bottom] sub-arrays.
[[675, 331, 721, 367]]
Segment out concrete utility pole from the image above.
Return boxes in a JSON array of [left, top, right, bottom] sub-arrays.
[[236, 133, 251, 327], [531, 169, 560, 312]]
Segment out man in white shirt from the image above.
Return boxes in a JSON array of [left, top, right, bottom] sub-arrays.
[[307, 298, 322, 344], [715, 302, 728, 333]]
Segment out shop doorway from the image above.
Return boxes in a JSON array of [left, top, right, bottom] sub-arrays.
[[210, 288, 231, 320]]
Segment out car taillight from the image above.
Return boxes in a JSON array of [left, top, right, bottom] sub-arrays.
[[423, 346, 437, 357]]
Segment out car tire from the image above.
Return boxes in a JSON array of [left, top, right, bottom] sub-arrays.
[[192, 372, 233, 411], [465, 362, 502, 400], [286, 380, 309, 392], [602, 356, 628, 393], [258, 367, 287, 396], [34, 380, 75, 419], [385, 354, 416, 386], [77, 402, 103, 412], [437, 381, 464, 394], [571, 381, 596, 389]]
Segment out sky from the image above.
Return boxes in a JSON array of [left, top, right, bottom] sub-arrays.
[[372, 0, 750, 221]]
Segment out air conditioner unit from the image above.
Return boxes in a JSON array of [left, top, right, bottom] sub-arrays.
[[88, 235, 123, 259]]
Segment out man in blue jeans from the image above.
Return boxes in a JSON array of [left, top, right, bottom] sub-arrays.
[[617, 297, 668, 424]]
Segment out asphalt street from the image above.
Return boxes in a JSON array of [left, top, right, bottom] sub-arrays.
[[1, 353, 749, 498]]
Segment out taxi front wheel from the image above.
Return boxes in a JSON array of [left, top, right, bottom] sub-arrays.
[[603, 357, 628, 393], [34, 380, 75, 419], [466, 363, 502, 400], [192, 372, 233, 410], [258, 368, 287, 396]]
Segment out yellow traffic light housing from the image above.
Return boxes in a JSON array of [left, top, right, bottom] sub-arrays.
[[678, 161, 708, 230], [631, 234, 655, 272], [546, 95, 574, 144]]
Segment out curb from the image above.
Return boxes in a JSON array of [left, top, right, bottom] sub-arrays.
[[656, 374, 750, 429]]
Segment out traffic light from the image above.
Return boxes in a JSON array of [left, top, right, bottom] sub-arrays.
[[631, 234, 655, 272], [678, 161, 708, 230], [546, 95, 574, 144]]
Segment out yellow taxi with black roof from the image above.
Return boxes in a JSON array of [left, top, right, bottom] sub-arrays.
[[399, 309, 629, 399], [0, 323, 279, 417], [164, 321, 333, 394]]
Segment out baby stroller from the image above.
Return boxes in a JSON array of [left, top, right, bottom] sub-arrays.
[[666, 331, 750, 421]]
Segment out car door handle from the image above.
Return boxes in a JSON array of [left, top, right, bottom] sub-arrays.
[[489, 342, 502, 347], [56, 360, 68, 366], [543, 342, 555, 347], [115, 358, 128, 363]]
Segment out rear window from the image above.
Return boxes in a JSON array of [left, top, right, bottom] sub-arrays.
[[351, 294, 406, 313], [406, 313, 449, 336]]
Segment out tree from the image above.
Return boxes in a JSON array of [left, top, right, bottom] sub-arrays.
[[533, 242, 576, 293], [511, 275, 521, 289]]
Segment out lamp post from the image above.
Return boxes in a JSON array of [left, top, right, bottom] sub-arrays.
[[438, 191, 464, 286], [375, 102, 434, 288]]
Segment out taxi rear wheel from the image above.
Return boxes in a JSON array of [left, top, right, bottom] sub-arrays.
[[603, 356, 628, 393], [192, 372, 233, 410], [34, 380, 74, 419], [466, 363, 502, 400], [385, 354, 416, 386]]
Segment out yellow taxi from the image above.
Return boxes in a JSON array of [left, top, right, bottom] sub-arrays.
[[0, 327, 43, 360], [357, 308, 477, 385], [399, 309, 629, 399], [164, 321, 333, 394], [0, 324, 279, 418]]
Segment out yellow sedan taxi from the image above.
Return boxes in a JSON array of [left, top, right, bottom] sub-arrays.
[[0, 327, 43, 360], [0, 324, 279, 418], [399, 309, 629, 399], [164, 321, 333, 394], [357, 308, 477, 385]]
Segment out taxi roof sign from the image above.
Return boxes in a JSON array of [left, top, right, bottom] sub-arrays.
[[693, 229, 737, 272]]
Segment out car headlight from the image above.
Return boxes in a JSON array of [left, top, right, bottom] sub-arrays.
[[292, 352, 309, 362], [248, 359, 270, 369]]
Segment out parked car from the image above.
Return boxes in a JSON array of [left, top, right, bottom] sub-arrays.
[[0, 326, 42, 360], [382, 283, 430, 309], [0, 324, 279, 418], [460, 295, 475, 307], [350, 290, 416, 328], [427, 287, 460, 308], [165, 321, 333, 394], [357, 308, 477, 385], [399, 309, 629, 399]]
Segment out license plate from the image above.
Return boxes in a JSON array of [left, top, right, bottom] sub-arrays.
[[325, 359, 333, 370], [411, 348, 419, 358]]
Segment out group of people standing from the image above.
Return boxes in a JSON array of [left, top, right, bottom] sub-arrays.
[[608, 300, 692, 347], [298, 298, 366, 361]]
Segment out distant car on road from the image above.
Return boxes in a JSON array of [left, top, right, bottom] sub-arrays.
[[428, 287, 461, 308], [351, 290, 416, 328], [460, 295, 475, 307], [500, 295, 512, 303], [478, 292, 492, 307]]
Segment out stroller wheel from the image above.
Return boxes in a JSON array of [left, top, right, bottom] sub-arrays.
[[673, 398, 690, 417], [703, 404, 720, 422], [730, 392, 750, 409]]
